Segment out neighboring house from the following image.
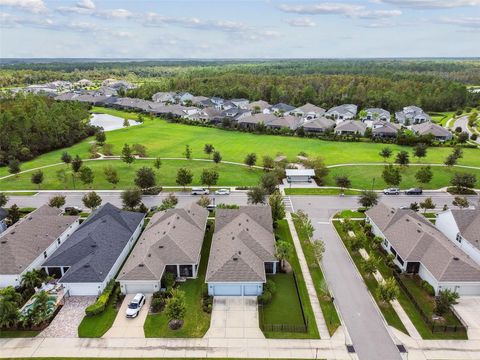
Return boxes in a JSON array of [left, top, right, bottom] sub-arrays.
[[395, 106, 431, 124], [370, 121, 400, 138], [0, 208, 8, 233], [267, 103, 295, 115], [436, 209, 480, 266], [237, 113, 277, 128], [0, 206, 80, 288], [361, 108, 391, 122], [42, 203, 144, 296], [74, 79, 94, 88], [326, 104, 358, 120], [286, 169, 315, 183], [300, 117, 335, 133], [231, 98, 250, 109], [221, 108, 251, 122], [176, 92, 194, 104], [366, 203, 480, 296], [152, 92, 176, 103], [206, 206, 278, 296], [334, 120, 367, 136], [266, 114, 301, 130], [293, 103, 326, 120], [211, 97, 225, 109], [190, 96, 210, 106], [411, 123, 453, 141], [248, 100, 271, 113], [118, 203, 208, 294]]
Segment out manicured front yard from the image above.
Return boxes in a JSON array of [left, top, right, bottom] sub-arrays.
[[143, 221, 213, 338], [292, 216, 341, 336], [334, 210, 366, 219], [77, 291, 118, 338], [0, 330, 39, 338], [264, 220, 319, 339]]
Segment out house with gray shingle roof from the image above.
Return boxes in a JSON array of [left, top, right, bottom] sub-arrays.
[[437, 209, 480, 266], [360, 108, 391, 122], [266, 103, 295, 115], [248, 100, 271, 113], [42, 203, 144, 296], [238, 113, 278, 128], [411, 122, 452, 141], [334, 120, 367, 136], [118, 203, 208, 294], [0, 205, 80, 289], [371, 121, 400, 138], [300, 116, 335, 133], [395, 106, 431, 124], [366, 203, 480, 296], [326, 104, 358, 120], [206, 206, 278, 296], [293, 103, 326, 120], [152, 92, 176, 104], [266, 114, 301, 130]]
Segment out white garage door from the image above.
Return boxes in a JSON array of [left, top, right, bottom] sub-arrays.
[[125, 283, 156, 294], [213, 285, 242, 296]]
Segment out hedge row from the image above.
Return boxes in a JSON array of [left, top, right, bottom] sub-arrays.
[[85, 280, 117, 316]]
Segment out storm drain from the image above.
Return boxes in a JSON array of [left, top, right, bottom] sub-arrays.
[[346, 345, 355, 353]]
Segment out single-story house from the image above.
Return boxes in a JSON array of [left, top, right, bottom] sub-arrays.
[[334, 120, 367, 136], [411, 122, 453, 141], [237, 113, 277, 128], [366, 203, 480, 296], [370, 121, 400, 138], [0, 208, 8, 233], [361, 108, 391, 122], [266, 114, 301, 130], [300, 117, 335, 133], [152, 92, 176, 104], [0, 206, 80, 288], [118, 203, 208, 294], [248, 100, 271, 113], [231, 98, 250, 109], [436, 209, 480, 266], [206, 206, 278, 296], [267, 103, 295, 115], [190, 96, 210, 106], [293, 103, 326, 120], [42, 203, 144, 296], [285, 169, 315, 183], [395, 106, 431, 124], [326, 104, 358, 120], [176, 92, 194, 104]]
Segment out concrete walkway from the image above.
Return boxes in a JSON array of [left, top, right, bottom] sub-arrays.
[[103, 294, 152, 338], [285, 212, 331, 339], [204, 296, 264, 339], [452, 296, 480, 340], [0, 337, 354, 359]]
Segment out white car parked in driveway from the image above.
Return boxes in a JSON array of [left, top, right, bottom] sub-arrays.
[[215, 188, 230, 195], [125, 293, 146, 318]]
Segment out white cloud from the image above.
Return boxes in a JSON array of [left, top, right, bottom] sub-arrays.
[[95, 8, 132, 19], [143, 13, 248, 32], [77, 0, 95, 10], [355, 9, 402, 19], [0, 0, 46, 13], [375, 0, 480, 9], [439, 16, 480, 27], [286, 17, 317, 27], [278, 2, 363, 15]]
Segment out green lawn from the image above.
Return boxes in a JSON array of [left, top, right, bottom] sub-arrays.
[[2, 106, 480, 180], [143, 221, 213, 338], [0, 159, 263, 190], [0, 330, 39, 338], [325, 165, 480, 190], [2, 192, 38, 196], [292, 216, 341, 336], [333, 221, 408, 334], [334, 210, 366, 219], [265, 220, 319, 339], [284, 188, 362, 195], [430, 112, 455, 127], [77, 290, 118, 338], [261, 273, 305, 326]]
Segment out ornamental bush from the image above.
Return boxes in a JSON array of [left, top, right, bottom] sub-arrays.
[[85, 280, 116, 316]]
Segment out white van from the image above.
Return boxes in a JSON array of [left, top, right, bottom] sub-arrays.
[[191, 187, 209, 195]]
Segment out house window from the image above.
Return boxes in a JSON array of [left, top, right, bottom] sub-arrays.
[[264, 262, 274, 274], [456, 233, 462, 243], [396, 255, 404, 266], [43, 251, 47, 259], [390, 247, 397, 257]]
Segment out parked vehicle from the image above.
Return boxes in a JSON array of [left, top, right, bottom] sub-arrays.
[[215, 188, 230, 195], [206, 203, 216, 212], [126, 293, 146, 318], [404, 188, 423, 195], [383, 188, 400, 195], [64, 206, 83, 214], [191, 187, 209, 195]]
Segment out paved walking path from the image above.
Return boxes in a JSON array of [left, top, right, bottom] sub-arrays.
[[285, 212, 331, 340]]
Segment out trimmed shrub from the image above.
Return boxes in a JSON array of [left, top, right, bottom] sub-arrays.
[[264, 279, 276, 295], [258, 290, 272, 305], [85, 280, 116, 316], [421, 280, 435, 297], [151, 297, 166, 313]]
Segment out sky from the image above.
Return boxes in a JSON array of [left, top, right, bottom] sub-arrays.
[[0, 0, 479, 58]]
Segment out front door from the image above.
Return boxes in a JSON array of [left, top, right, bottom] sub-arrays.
[[406, 262, 420, 274]]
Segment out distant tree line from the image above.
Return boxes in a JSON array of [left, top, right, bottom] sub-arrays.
[[0, 94, 93, 165]]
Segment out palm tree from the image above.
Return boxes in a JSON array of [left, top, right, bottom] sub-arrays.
[[0, 286, 21, 328], [20, 269, 42, 292], [275, 241, 292, 271]]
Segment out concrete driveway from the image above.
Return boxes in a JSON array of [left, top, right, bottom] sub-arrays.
[[453, 296, 480, 340], [40, 296, 96, 338], [103, 293, 151, 338], [204, 296, 264, 339]]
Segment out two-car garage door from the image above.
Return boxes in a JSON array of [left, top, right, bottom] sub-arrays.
[[123, 282, 157, 294], [209, 283, 262, 296]]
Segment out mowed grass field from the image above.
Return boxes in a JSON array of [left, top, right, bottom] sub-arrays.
[[1, 106, 480, 181], [0, 159, 263, 190]]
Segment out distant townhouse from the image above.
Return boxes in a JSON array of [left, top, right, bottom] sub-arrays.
[[436, 209, 480, 265], [300, 117, 335, 133], [371, 121, 400, 138], [361, 108, 391, 122], [0, 206, 80, 288], [395, 106, 431, 124], [118, 203, 208, 294], [334, 120, 367, 136], [42, 203, 144, 296], [366, 203, 480, 296], [293, 103, 326, 121], [411, 123, 453, 141], [326, 104, 358, 121], [206, 206, 278, 296]]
